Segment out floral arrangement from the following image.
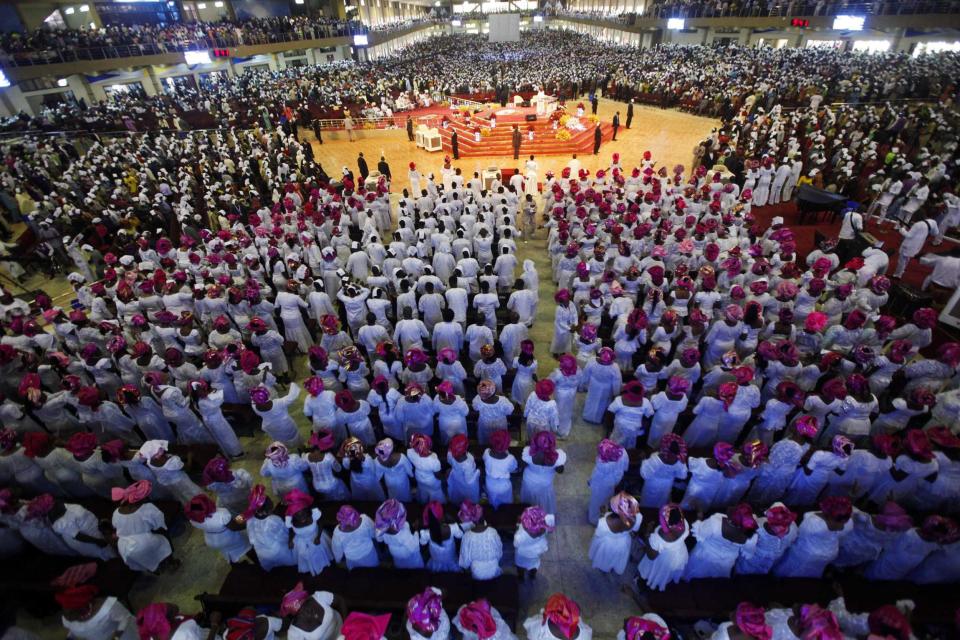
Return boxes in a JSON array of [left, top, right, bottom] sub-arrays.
[[479, 127, 490, 136], [555, 129, 572, 141], [587, 114, 600, 124], [558, 114, 571, 127]]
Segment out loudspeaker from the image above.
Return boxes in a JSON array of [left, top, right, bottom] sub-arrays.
[[525, 114, 537, 122]]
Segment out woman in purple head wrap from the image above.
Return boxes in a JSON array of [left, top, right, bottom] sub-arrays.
[[375, 498, 423, 569], [581, 343, 623, 425], [639, 433, 689, 508], [589, 491, 642, 575], [260, 441, 310, 497], [638, 503, 689, 591], [587, 439, 629, 522], [684, 504, 757, 580], [406, 587, 448, 640], [647, 376, 690, 448], [459, 500, 503, 580], [330, 505, 379, 570], [521, 431, 566, 515], [514, 505, 555, 579], [822, 372, 877, 445]]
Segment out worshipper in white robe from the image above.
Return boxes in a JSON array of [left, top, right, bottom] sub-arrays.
[[774, 497, 854, 578], [589, 491, 642, 575], [638, 503, 690, 591], [185, 493, 251, 563], [111, 480, 172, 572], [683, 505, 758, 580]]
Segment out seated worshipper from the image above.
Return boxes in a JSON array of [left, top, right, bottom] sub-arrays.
[[458, 501, 503, 580], [639, 434, 689, 508], [251, 384, 303, 448], [279, 583, 343, 640], [261, 441, 310, 496], [238, 484, 296, 572], [341, 437, 385, 502], [111, 480, 174, 573], [683, 504, 759, 580], [407, 432, 445, 503], [523, 593, 593, 640], [774, 497, 854, 578], [454, 598, 517, 640], [185, 493, 251, 563], [375, 498, 423, 568], [638, 503, 690, 592], [521, 431, 566, 514], [406, 587, 451, 640], [590, 491, 642, 575], [331, 504, 380, 569], [306, 429, 351, 500], [419, 500, 463, 572], [514, 506, 555, 580], [284, 489, 334, 576], [54, 562, 137, 640], [447, 434, 481, 505]]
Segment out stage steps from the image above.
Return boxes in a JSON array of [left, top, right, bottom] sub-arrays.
[[432, 117, 615, 158]]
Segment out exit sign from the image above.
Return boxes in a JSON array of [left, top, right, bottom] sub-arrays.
[[790, 18, 810, 27], [212, 48, 231, 57]]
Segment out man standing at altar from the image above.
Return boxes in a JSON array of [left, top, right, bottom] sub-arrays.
[[513, 126, 522, 160], [590, 92, 598, 114], [626, 99, 634, 129], [451, 130, 460, 160], [593, 124, 602, 155], [612, 112, 620, 141]]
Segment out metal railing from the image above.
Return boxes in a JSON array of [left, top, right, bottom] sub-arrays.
[[0, 21, 438, 68]]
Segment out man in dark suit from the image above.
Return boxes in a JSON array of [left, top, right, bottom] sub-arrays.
[[357, 152, 369, 181], [593, 124, 602, 155], [406, 115, 414, 142], [590, 92, 598, 114], [512, 126, 522, 160], [612, 112, 620, 141], [377, 156, 391, 181], [311, 119, 323, 144], [626, 99, 634, 128], [451, 130, 459, 160]]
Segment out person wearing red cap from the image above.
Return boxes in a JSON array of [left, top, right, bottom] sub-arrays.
[[774, 497, 854, 578], [435, 379, 469, 444], [510, 337, 538, 405], [407, 432, 444, 504], [639, 434, 689, 508], [249, 317, 290, 379], [648, 376, 691, 448]]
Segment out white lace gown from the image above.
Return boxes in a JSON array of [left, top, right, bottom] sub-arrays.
[[520, 447, 567, 514], [683, 514, 756, 580], [112, 504, 172, 571], [247, 513, 296, 571], [747, 440, 808, 505], [375, 456, 414, 502], [286, 508, 334, 576], [193, 508, 251, 563], [377, 523, 424, 568], [483, 451, 518, 508], [420, 526, 463, 572], [680, 457, 723, 512], [774, 513, 853, 578], [261, 455, 310, 497], [459, 527, 503, 579], [330, 515, 380, 569], [639, 455, 687, 508], [639, 524, 690, 591], [308, 454, 351, 500], [407, 450, 445, 503], [589, 514, 642, 575]]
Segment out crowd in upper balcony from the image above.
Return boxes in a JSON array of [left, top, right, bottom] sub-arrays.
[[557, 0, 960, 21], [0, 13, 434, 65]]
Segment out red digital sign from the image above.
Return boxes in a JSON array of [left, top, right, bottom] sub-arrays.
[[212, 48, 231, 58], [790, 18, 809, 27]]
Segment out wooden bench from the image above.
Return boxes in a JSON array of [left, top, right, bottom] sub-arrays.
[[197, 564, 520, 634]]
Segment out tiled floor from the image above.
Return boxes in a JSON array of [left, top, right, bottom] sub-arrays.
[[16, 98, 718, 638]]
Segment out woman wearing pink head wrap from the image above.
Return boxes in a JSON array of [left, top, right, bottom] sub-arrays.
[[735, 502, 797, 575], [638, 503, 689, 592], [434, 379, 469, 445], [521, 431, 566, 515], [260, 441, 310, 498], [587, 439, 629, 522], [581, 346, 623, 425], [646, 377, 690, 448], [455, 598, 513, 640], [473, 379, 515, 446], [200, 455, 252, 517], [447, 434, 481, 506], [111, 480, 174, 573], [305, 428, 351, 502], [774, 497, 854, 578], [459, 500, 503, 580], [514, 506, 555, 579], [638, 434, 689, 508], [186, 492, 252, 564], [373, 436, 413, 502], [303, 374, 343, 441], [684, 503, 758, 580], [330, 504, 379, 570], [713, 602, 771, 640], [250, 381, 303, 449], [406, 587, 449, 640], [820, 372, 877, 446], [608, 380, 653, 449], [704, 303, 744, 368], [549, 354, 583, 438], [375, 499, 423, 569], [590, 491, 642, 575], [524, 379, 560, 440], [407, 432, 445, 504]]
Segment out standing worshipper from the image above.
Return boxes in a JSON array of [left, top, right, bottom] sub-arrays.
[[774, 496, 854, 578], [451, 130, 459, 160], [512, 126, 522, 161], [241, 485, 296, 572], [111, 480, 173, 573], [593, 124, 602, 155], [514, 506, 554, 580], [587, 439, 630, 523], [894, 215, 939, 279], [284, 489, 334, 576], [626, 99, 634, 129], [185, 493, 251, 563], [612, 112, 620, 141], [483, 429, 517, 509], [357, 152, 369, 182], [521, 431, 566, 514], [589, 491, 642, 575], [683, 504, 759, 580], [330, 504, 379, 569], [523, 594, 592, 640], [458, 501, 503, 580], [638, 503, 690, 591]]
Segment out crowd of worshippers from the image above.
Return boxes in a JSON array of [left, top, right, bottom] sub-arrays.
[[0, 15, 379, 61], [43, 561, 933, 640], [4, 30, 959, 137]]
